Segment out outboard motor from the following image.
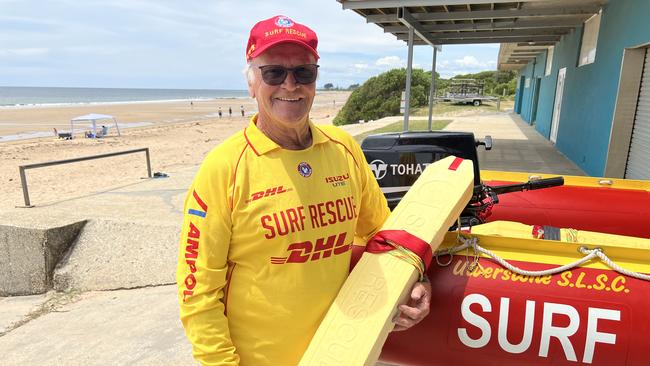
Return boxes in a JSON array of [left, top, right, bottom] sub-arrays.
[[361, 131, 490, 210], [361, 130, 563, 227]]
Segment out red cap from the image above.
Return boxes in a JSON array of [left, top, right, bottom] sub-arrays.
[[246, 15, 319, 62]]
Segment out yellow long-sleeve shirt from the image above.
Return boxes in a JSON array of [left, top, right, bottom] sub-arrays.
[[177, 115, 390, 365]]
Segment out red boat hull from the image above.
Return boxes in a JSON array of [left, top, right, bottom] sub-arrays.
[[380, 256, 650, 365], [379, 173, 650, 365], [486, 179, 650, 239]]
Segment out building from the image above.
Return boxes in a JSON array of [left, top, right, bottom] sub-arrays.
[[501, 0, 650, 178]]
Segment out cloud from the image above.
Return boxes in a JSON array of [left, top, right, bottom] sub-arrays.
[[434, 53, 498, 78], [376, 56, 403, 67], [0, 1, 501, 88], [0, 47, 49, 56], [62, 46, 123, 56], [451, 56, 497, 70], [319, 34, 402, 53], [455, 56, 482, 68]]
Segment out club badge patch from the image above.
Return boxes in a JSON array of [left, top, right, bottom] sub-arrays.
[[297, 162, 312, 177], [275, 16, 294, 28]]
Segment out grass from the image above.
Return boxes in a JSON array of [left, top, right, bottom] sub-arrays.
[[354, 119, 452, 143], [410, 100, 514, 116]]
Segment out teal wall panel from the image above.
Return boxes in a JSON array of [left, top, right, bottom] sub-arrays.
[[514, 0, 650, 175]]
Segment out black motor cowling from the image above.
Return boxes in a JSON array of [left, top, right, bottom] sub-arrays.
[[361, 131, 483, 209]]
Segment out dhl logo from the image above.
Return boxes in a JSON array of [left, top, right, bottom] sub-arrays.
[[247, 185, 291, 203], [270, 232, 349, 264]]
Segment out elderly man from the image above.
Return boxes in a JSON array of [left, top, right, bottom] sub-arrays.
[[177, 15, 431, 365]]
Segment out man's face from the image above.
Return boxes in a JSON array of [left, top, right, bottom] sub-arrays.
[[248, 43, 317, 128]]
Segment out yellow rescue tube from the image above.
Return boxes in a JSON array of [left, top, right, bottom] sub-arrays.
[[471, 220, 650, 247]]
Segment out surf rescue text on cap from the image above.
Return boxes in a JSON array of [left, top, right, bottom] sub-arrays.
[[246, 15, 319, 61]]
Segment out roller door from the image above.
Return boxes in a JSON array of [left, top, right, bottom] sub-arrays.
[[626, 48, 650, 179]]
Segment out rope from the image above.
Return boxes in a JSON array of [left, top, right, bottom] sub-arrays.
[[583, 247, 650, 281], [384, 239, 426, 281], [434, 234, 650, 281]]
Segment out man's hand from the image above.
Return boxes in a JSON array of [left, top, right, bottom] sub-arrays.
[[392, 277, 432, 331]]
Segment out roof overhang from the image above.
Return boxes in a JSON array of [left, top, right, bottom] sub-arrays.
[[336, 0, 606, 70]]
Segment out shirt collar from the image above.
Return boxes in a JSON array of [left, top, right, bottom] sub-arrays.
[[244, 113, 329, 156]]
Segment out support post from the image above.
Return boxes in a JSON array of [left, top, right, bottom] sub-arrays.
[[427, 46, 438, 131], [114, 118, 121, 136], [19, 166, 32, 207], [145, 148, 152, 178], [403, 26, 414, 132]]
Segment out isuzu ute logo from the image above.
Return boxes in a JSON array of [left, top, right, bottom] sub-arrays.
[[369, 159, 388, 180]]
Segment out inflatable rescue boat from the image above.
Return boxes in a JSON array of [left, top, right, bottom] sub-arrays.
[[361, 131, 650, 366]]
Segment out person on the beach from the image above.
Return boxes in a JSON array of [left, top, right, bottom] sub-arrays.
[[218, 106, 222, 118], [228, 106, 232, 117], [177, 15, 431, 366], [240, 105, 245, 117]]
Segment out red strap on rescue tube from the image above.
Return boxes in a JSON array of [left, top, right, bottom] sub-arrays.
[[366, 230, 433, 270], [448, 157, 464, 171]]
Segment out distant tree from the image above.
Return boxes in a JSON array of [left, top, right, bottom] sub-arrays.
[[442, 70, 518, 97], [333, 68, 430, 126], [495, 70, 516, 84], [347, 83, 360, 90], [424, 70, 446, 97], [323, 83, 334, 90]]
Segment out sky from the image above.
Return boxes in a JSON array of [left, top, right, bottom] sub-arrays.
[[0, 0, 499, 90]]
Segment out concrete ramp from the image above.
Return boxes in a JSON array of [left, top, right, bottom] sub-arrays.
[[53, 219, 180, 292], [0, 286, 195, 366]]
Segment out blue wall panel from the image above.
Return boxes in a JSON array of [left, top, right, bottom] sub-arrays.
[[518, 53, 547, 124], [518, 63, 532, 122], [514, 75, 524, 114], [534, 28, 582, 140]]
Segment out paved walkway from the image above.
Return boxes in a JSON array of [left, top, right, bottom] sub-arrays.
[[445, 111, 585, 175], [343, 111, 585, 175], [0, 110, 584, 365]]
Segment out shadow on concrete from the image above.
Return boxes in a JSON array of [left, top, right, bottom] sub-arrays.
[[31, 178, 154, 209]]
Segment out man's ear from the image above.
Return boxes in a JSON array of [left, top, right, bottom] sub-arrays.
[[244, 62, 256, 98]]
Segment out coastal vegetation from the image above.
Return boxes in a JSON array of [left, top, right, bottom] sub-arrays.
[[333, 68, 517, 126], [353, 119, 451, 143]]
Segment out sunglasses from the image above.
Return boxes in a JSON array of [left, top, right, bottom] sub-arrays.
[[258, 64, 319, 86]]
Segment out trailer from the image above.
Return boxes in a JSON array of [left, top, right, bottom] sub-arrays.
[[439, 79, 498, 106]]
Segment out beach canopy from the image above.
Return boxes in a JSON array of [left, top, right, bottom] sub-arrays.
[[70, 113, 121, 138]]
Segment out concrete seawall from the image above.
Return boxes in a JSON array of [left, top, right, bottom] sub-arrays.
[[0, 221, 86, 296]]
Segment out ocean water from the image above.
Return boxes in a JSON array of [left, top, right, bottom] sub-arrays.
[[0, 86, 250, 107]]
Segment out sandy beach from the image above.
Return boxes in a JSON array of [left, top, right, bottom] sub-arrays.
[[0, 91, 350, 210]]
